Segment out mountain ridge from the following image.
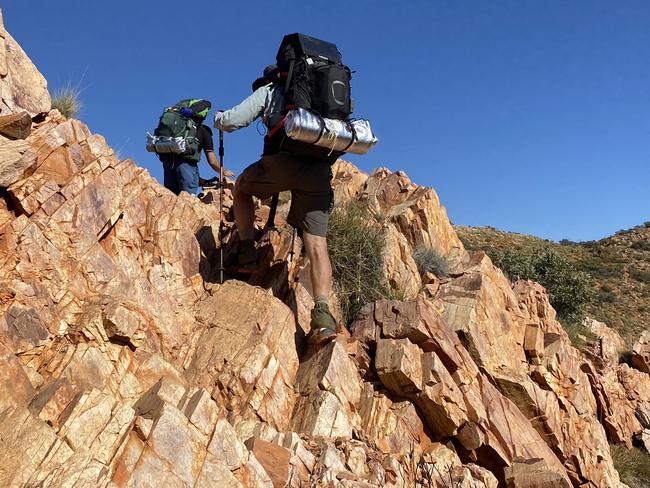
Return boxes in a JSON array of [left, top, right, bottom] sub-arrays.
[[456, 223, 650, 345]]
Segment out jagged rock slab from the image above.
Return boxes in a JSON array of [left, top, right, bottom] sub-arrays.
[[0, 10, 50, 116], [632, 330, 650, 374], [0, 110, 31, 138]]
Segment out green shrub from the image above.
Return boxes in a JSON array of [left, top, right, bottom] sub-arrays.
[[644, 221, 650, 228], [413, 247, 449, 277], [631, 240, 650, 252], [51, 85, 82, 118], [580, 257, 623, 280], [327, 201, 392, 324], [562, 321, 597, 352], [610, 444, 650, 488], [458, 235, 478, 251], [598, 290, 616, 303], [630, 269, 650, 285], [490, 247, 594, 325]]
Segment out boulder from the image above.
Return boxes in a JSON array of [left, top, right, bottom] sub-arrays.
[[504, 458, 572, 488], [245, 438, 291, 488], [0, 10, 51, 116], [0, 110, 31, 138], [632, 330, 650, 374]]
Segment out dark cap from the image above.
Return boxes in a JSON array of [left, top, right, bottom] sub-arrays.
[[263, 64, 278, 78], [252, 76, 269, 92]]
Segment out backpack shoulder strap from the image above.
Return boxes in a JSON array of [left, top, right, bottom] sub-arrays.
[[283, 59, 295, 95]]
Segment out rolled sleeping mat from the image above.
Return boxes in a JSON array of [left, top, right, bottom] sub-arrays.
[[284, 108, 378, 155], [146, 133, 188, 154]]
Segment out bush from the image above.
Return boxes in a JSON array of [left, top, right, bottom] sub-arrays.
[[563, 321, 597, 352], [610, 444, 650, 488], [630, 269, 650, 285], [327, 201, 392, 324], [631, 240, 650, 252], [458, 235, 478, 251], [644, 221, 650, 228], [51, 85, 82, 118], [413, 247, 449, 277], [580, 257, 623, 280], [559, 239, 577, 246], [598, 290, 616, 303], [490, 247, 594, 325]]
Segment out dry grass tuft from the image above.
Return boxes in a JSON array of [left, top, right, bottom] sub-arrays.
[[51, 84, 82, 118]]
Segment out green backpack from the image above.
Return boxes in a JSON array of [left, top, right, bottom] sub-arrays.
[[147, 99, 211, 162]]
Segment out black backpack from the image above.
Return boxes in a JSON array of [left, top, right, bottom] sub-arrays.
[[265, 34, 352, 161], [276, 33, 352, 120]]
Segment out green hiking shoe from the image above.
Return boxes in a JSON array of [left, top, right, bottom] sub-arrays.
[[237, 239, 258, 268], [307, 302, 337, 345]]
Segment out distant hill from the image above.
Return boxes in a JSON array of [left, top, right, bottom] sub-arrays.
[[456, 223, 650, 346]]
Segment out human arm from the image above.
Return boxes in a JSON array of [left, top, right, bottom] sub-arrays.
[[205, 150, 234, 177], [201, 126, 234, 177], [213, 86, 270, 132]]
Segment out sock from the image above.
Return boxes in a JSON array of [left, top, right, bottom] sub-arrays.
[[314, 296, 329, 307]]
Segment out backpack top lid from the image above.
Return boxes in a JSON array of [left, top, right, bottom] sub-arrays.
[[176, 99, 212, 120], [276, 33, 342, 64]]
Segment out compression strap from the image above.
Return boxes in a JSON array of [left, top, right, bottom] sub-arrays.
[[266, 117, 286, 139]]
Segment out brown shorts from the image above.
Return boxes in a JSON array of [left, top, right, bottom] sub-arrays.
[[237, 153, 334, 237]]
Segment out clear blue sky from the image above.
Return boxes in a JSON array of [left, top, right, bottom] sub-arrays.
[[4, 0, 649, 241]]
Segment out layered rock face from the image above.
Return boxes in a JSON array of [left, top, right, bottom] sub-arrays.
[[0, 10, 50, 117], [1, 13, 648, 488]]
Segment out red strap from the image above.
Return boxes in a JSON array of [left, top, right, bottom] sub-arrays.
[[266, 117, 286, 139]]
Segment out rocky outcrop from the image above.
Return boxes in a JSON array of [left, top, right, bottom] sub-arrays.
[[0, 10, 50, 116], [632, 330, 650, 374], [1, 13, 648, 488]]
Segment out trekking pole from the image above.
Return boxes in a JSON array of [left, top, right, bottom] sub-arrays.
[[218, 128, 225, 284]]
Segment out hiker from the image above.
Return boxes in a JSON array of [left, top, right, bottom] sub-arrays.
[[147, 99, 232, 196], [214, 63, 339, 345], [215, 34, 377, 345]]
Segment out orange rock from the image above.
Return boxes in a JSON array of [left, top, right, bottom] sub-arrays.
[[0, 11, 50, 116], [245, 438, 291, 488], [0, 20, 639, 488], [0, 111, 31, 139], [632, 330, 650, 374]]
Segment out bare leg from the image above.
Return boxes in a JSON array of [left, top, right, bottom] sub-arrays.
[[233, 176, 255, 241], [303, 231, 336, 343], [303, 231, 333, 301]]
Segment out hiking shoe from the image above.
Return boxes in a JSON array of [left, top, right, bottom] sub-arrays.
[[307, 302, 337, 345], [237, 239, 258, 268]]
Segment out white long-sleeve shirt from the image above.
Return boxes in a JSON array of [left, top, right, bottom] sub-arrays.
[[213, 84, 285, 133]]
